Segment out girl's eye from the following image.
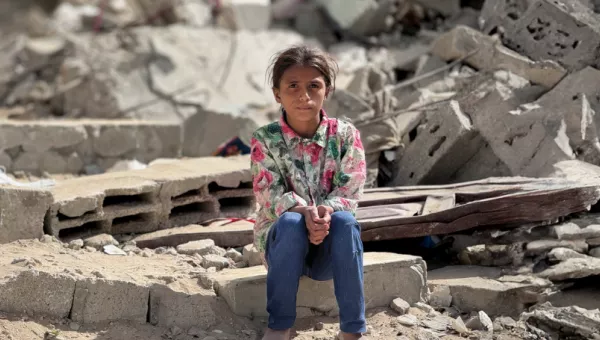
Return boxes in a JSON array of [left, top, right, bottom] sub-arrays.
[[289, 83, 297, 88], [310, 83, 320, 88]]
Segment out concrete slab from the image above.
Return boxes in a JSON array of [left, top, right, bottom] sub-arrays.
[[0, 186, 52, 244], [210, 252, 428, 318], [428, 266, 551, 317], [132, 221, 254, 249]]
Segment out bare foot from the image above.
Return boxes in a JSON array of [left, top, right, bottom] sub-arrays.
[[262, 328, 291, 340], [338, 331, 364, 340]]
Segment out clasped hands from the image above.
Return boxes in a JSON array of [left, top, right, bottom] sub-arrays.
[[291, 205, 333, 245]]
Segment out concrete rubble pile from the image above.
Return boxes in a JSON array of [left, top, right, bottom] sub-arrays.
[[2, 0, 600, 339]]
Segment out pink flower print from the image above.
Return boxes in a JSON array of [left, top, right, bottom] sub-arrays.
[[281, 121, 296, 137], [321, 169, 334, 192], [253, 168, 274, 189], [251, 138, 266, 162], [305, 143, 322, 164], [328, 119, 339, 137], [353, 130, 364, 149]]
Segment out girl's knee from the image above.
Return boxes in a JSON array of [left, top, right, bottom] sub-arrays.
[[274, 212, 307, 238], [331, 211, 358, 227]]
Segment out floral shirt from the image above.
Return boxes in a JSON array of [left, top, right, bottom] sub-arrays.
[[250, 109, 367, 257]]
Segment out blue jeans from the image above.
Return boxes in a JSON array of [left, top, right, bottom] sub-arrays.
[[265, 211, 366, 333]]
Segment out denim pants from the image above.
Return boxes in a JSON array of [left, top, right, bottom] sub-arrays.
[[265, 211, 366, 334]]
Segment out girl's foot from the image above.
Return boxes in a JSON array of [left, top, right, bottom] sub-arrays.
[[262, 328, 291, 340], [338, 331, 364, 340]]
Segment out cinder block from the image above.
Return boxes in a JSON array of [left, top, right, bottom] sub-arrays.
[[503, 0, 600, 71], [0, 270, 75, 318], [211, 252, 428, 317], [71, 278, 149, 324], [0, 186, 52, 244], [149, 281, 218, 330], [393, 100, 484, 185]]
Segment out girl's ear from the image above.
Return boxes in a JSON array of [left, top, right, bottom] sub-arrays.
[[272, 87, 281, 103], [325, 87, 331, 99]]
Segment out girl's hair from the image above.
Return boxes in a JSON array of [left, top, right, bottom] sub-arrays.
[[267, 45, 339, 92]]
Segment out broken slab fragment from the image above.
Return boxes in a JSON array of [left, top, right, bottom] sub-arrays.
[[521, 302, 600, 339], [217, 0, 272, 31], [538, 256, 600, 281], [431, 25, 567, 88], [211, 252, 428, 317], [526, 239, 588, 255], [428, 265, 551, 317], [0, 186, 52, 244], [133, 222, 253, 249]]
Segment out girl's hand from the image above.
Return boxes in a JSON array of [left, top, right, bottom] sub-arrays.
[[304, 206, 329, 245]]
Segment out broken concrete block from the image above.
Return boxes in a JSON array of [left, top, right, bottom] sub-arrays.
[[0, 270, 75, 319], [217, 0, 272, 31], [83, 234, 119, 250], [458, 244, 524, 267], [467, 80, 575, 177], [431, 25, 567, 88], [211, 253, 428, 317], [503, 0, 600, 71], [0, 186, 52, 244], [71, 278, 149, 324], [392, 100, 484, 185], [317, 0, 394, 36], [548, 247, 588, 262], [428, 285, 452, 308], [526, 239, 589, 255], [479, 0, 536, 34], [202, 254, 231, 270], [553, 222, 600, 240], [242, 244, 263, 267], [176, 239, 216, 255], [428, 266, 550, 317], [521, 303, 600, 339], [538, 256, 600, 281], [149, 281, 218, 330]]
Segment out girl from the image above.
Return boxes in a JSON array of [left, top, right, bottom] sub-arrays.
[[250, 46, 367, 340]]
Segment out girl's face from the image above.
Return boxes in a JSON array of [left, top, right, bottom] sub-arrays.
[[273, 65, 329, 123]]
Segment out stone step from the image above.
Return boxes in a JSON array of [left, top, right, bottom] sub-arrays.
[[208, 252, 428, 318]]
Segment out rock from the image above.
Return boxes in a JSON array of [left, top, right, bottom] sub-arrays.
[[83, 234, 119, 250], [421, 315, 450, 332], [397, 314, 418, 327], [68, 239, 84, 250], [176, 239, 216, 255], [458, 244, 524, 267], [527, 239, 588, 255], [174, 0, 212, 27], [494, 316, 517, 330], [452, 316, 469, 334], [428, 285, 452, 308], [225, 248, 243, 262], [538, 256, 600, 281], [521, 302, 600, 339], [242, 244, 263, 267], [589, 247, 600, 258], [201, 254, 230, 270], [554, 222, 600, 240], [391, 297, 411, 314], [431, 25, 567, 88], [40, 235, 56, 243], [479, 311, 494, 332], [548, 247, 588, 262], [414, 302, 434, 314]]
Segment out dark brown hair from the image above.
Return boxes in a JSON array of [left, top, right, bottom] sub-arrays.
[[267, 45, 339, 91]]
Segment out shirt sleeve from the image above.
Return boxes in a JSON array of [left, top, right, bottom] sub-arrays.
[[251, 133, 307, 222], [321, 124, 367, 214]]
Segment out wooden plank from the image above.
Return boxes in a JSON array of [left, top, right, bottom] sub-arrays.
[[360, 185, 600, 242], [420, 194, 456, 216], [356, 203, 423, 220]]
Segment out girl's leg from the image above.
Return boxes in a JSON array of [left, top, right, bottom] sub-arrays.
[[309, 211, 366, 335], [265, 212, 309, 331]]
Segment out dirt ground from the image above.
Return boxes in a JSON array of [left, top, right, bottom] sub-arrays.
[[0, 239, 532, 340]]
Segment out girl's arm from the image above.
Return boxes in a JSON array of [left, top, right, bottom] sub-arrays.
[[251, 134, 307, 220], [321, 125, 367, 214]]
